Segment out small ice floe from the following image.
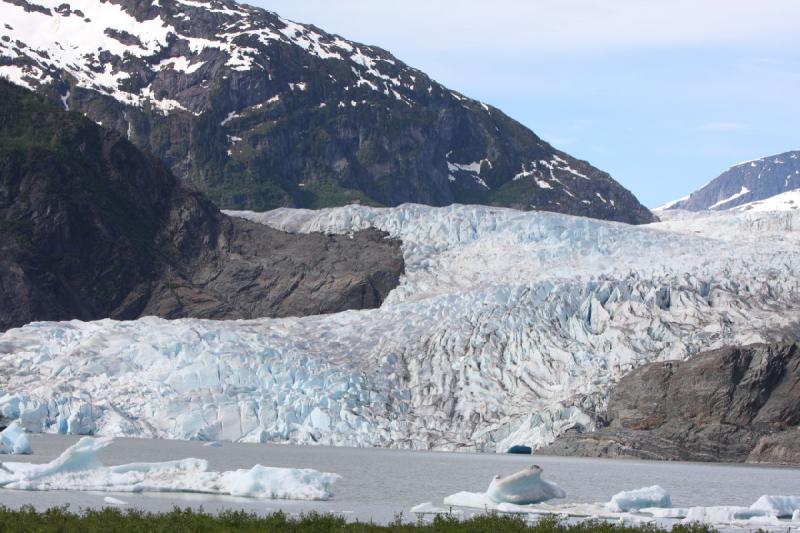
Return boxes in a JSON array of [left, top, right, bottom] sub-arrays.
[[487, 465, 566, 505], [792, 509, 800, 521], [0, 437, 340, 501], [103, 496, 127, 505], [0, 421, 32, 455], [444, 465, 565, 511], [608, 485, 671, 512], [749, 495, 800, 518], [639, 507, 689, 519], [202, 441, 222, 448], [682, 506, 779, 526]]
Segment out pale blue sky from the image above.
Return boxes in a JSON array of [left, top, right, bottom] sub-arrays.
[[252, 1, 800, 207]]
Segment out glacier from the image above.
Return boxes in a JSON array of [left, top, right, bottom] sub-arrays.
[[0, 204, 799, 451], [0, 437, 340, 500]]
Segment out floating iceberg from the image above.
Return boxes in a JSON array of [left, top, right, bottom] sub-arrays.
[[444, 465, 565, 509], [486, 465, 566, 505], [793, 509, 800, 521], [608, 485, 671, 512], [0, 421, 32, 455], [0, 437, 340, 500], [749, 495, 800, 518]]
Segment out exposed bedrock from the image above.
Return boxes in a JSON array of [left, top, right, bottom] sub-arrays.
[[541, 342, 800, 464]]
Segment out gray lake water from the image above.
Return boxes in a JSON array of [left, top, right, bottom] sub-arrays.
[[0, 434, 797, 524]]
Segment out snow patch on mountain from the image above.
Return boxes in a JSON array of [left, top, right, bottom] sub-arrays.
[[0, 205, 798, 451], [733, 189, 800, 213], [709, 186, 750, 210]]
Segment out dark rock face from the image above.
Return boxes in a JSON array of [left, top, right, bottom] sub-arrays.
[[0, 80, 403, 331], [0, 0, 655, 224], [540, 342, 800, 464], [666, 151, 800, 211]]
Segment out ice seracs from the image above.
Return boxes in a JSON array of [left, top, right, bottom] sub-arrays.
[[486, 465, 565, 505], [0, 205, 799, 451], [0, 437, 340, 500]]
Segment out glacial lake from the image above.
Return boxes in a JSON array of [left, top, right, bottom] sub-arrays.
[[1, 434, 798, 525]]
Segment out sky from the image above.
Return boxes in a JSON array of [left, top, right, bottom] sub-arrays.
[[252, 0, 800, 208]]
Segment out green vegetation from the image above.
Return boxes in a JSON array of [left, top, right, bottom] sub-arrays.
[[297, 180, 385, 209], [0, 507, 717, 533]]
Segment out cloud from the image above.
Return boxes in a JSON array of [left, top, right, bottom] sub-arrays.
[[697, 122, 746, 132]]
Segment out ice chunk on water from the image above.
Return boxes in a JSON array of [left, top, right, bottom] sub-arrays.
[[683, 506, 776, 525], [443, 491, 493, 509], [0, 437, 340, 500], [749, 495, 800, 518], [486, 465, 565, 505], [445, 466, 565, 509], [641, 507, 688, 519], [0, 421, 32, 455], [608, 485, 671, 512], [793, 509, 800, 521], [103, 496, 127, 505]]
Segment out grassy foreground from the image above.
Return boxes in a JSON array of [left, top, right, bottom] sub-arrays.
[[0, 507, 717, 533]]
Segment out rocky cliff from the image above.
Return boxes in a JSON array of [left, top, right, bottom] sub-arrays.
[[0, 79, 403, 331], [0, 0, 654, 223], [541, 342, 800, 464]]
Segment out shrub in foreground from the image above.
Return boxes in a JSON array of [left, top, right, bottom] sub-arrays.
[[0, 506, 717, 533]]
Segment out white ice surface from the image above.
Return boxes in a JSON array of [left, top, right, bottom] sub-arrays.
[[444, 485, 799, 530], [410, 501, 460, 515], [608, 486, 671, 512], [1, 205, 800, 451], [0, 421, 32, 455], [750, 495, 800, 518], [0, 437, 340, 500], [486, 466, 565, 505], [734, 188, 800, 213]]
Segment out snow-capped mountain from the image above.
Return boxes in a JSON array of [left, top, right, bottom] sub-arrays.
[[0, 0, 654, 223], [1, 204, 798, 451], [661, 150, 800, 211]]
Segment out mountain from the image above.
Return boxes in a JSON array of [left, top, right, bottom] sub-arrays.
[[0, 0, 654, 224], [541, 342, 800, 465], [0, 79, 403, 331], [0, 204, 797, 449], [662, 150, 800, 211]]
